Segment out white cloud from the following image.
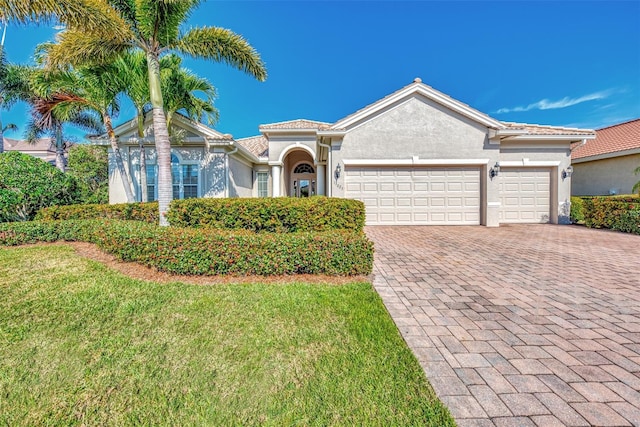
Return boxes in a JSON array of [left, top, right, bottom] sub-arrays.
[[495, 90, 613, 114]]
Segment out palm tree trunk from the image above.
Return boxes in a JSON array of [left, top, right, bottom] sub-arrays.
[[54, 124, 65, 172], [0, 115, 5, 154], [137, 109, 148, 202], [104, 114, 135, 203], [147, 51, 171, 226]]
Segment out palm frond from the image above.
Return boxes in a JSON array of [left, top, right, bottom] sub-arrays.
[[44, 28, 133, 69], [136, 0, 199, 47], [173, 26, 267, 81], [0, 0, 129, 38]]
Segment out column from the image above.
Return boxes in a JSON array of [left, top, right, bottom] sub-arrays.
[[271, 164, 281, 197]]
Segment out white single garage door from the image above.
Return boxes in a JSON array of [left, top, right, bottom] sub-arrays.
[[499, 167, 551, 223], [345, 166, 480, 225]]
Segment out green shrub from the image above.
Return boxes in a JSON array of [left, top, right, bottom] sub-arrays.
[[37, 197, 366, 232], [66, 144, 109, 204], [570, 196, 585, 223], [582, 195, 640, 235], [0, 152, 80, 222], [0, 220, 374, 276], [167, 197, 366, 232], [36, 201, 159, 222]]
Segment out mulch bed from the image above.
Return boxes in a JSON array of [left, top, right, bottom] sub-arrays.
[[13, 242, 368, 285]]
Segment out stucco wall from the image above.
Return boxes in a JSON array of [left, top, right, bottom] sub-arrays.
[[229, 156, 253, 198], [338, 96, 490, 160], [572, 154, 640, 196], [500, 142, 573, 223], [108, 147, 132, 204], [201, 151, 226, 197]]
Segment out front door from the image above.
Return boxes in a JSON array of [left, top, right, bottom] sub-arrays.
[[290, 163, 316, 197]]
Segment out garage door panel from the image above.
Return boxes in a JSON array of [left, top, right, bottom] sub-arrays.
[[431, 182, 446, 192], [346, 166, 480, 225], [499, 168, 550, 223]]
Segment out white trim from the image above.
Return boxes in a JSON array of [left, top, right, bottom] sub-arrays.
[[509, 135, 595, 142], [572, 147, 640, 163], [499, 160, 561, 167], [332, 82, 505, 130], [342, 158, 490, 166], [277, 143, 316, 164]]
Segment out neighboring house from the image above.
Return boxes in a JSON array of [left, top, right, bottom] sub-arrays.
[[104, 79, 595, 226], [3, 137, 74, 166], [571, 118, 640, 196]]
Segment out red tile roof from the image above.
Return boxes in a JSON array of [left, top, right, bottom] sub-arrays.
[[572, 118, 640, 160]]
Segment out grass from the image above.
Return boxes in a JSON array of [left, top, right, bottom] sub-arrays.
[[0, 244, 455, 426]]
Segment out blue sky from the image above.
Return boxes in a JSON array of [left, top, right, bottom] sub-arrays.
[[2, 0, 639, 140]]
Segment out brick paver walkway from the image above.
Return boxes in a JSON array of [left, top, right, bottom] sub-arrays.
[[366, 225, 640, 427]]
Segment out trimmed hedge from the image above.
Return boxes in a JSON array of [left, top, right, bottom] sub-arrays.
[[37, 197, 366, 232], [570, 196, 585, 224], [36, 202, 160, 222], [581, 195, 640, 235], [0, 220, 373, 276], [167, 197, 365, 232]]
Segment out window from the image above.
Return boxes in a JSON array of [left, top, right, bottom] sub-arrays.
[[142, 152, 199, 201], [294, 163, 315, 174], [146, 165, 156, 202], [171, 154, 199, 199], [257, 172, 268, 197]]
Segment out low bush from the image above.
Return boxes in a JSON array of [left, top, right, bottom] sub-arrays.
[[582, 195, 640, 235], [570, 196, 585, 223], [0, 220, 373, 276], [167, 197, 366, 232], [36, 202, 159, 222]]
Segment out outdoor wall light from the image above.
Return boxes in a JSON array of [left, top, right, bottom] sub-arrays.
[[489, 162, 500, 179], [561, 166, 573, 180], [334, 163, 342, 180]]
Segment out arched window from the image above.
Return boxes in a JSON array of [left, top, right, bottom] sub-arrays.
[[293, 163, 315, 174]]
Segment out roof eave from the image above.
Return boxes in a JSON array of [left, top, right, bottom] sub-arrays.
[[572, 147, 640, 163], [508, 134, 596, 142]]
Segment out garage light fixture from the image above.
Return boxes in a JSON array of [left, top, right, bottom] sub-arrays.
[[334, 163, 342, 180], [561, 166, 573, 180], [489, 162, 500, 179]]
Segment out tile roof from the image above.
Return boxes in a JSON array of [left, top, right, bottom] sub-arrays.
[[572, 118, 640, 160], [259, 119, 332, 130], [236, 135, 269, 158], [504, 122, 595, 136], [4, 137, 55, 152]]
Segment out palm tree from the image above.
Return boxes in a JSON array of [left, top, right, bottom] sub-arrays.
[[116, 51, 219, 202], [29, 61, 135, 197], [633, 166, 640, 195], [7, 0, 267, 225], [160, 54, 218, 136], [114, 50, 151, 201], [25, 98, 99, 172]]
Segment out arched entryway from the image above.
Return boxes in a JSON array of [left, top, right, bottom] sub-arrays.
[[283, 149, 316, 197]]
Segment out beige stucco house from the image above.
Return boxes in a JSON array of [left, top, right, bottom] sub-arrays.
[[105, 79, 595, 226], [571, 118, 640, 196]]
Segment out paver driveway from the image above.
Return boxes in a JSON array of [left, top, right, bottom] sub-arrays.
[[366, 225, 640, 427]]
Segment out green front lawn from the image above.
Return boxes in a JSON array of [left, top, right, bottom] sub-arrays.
[[0, 245, 454, 426]]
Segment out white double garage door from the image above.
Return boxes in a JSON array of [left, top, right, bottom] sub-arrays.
[[345, 166, 551, 225]]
